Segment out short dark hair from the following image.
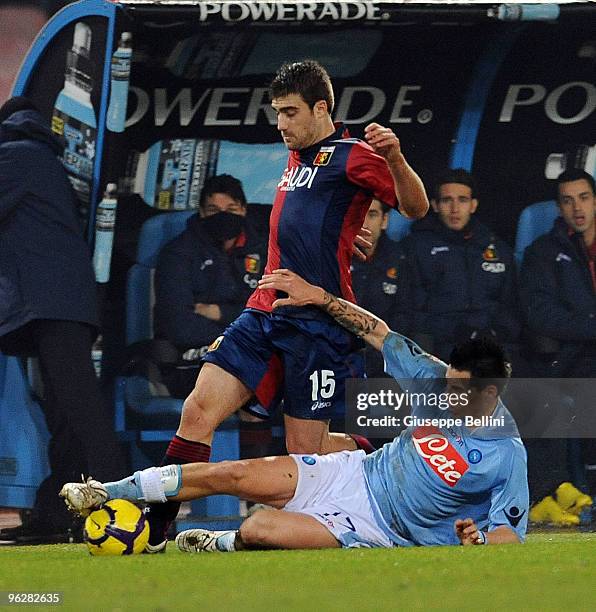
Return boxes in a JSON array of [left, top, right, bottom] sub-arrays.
[[371, 199, 391, 215], [556, 168, 595, 196], [434, 168, 477, 199], [449, 337, 512, 394], [269, 60, 334, 113], [200, 174, 247, 208]]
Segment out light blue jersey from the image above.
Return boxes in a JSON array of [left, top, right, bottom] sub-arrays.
[[362, 332, 529, 546]]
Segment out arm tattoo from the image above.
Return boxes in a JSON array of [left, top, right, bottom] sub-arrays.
[[321, 291, 380, 338]]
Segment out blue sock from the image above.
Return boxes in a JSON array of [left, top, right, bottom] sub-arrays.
[[104, 471, 144, 502]]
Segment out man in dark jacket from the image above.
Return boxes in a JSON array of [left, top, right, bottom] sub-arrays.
[[351, 200, 409, 377], [0, 97, 125, 543], [399, 168, 520, 362], [154, 174, 268, 397], [520, 168, 596, 503], [520, 169, 596, 377]]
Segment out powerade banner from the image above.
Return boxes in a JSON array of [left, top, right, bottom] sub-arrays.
[[16, 2, 595, 244], [118, 13, 594, 242], [121, 21, 468, 209]]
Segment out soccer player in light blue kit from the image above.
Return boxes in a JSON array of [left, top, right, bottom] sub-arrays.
[[61, 269, 528, 549]]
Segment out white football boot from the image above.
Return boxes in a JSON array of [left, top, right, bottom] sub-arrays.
[[175, 529, 236, 553], [59, 477, 109, 517]]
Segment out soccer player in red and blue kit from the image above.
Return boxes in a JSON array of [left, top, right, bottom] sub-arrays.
[[143, 60, 429, 551]]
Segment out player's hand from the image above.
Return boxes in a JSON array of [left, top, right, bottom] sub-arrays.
[[353, 227, 373, 261], [258, 269, 325, 309], [364, 123, 403, 165], [454, 518, 485, 546]]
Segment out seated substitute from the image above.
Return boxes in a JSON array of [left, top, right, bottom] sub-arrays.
[[519, 168, 596, 379], [520, 168, 596, 499], [61, 269, 529, 550], [351, 199, 409, 377], [399, 169, 520, 362], [154, 174, 268, 398]]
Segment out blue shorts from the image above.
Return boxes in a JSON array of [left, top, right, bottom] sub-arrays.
[[202, 309, 364, 420]]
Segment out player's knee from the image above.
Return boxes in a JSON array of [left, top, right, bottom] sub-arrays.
[[179, 394, 218, 436], [238, 511, 277, 547]]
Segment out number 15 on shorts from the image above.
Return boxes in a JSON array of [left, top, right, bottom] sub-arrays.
[[309, 369, 336, 401]]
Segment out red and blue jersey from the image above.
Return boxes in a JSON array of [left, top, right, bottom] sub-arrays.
[[247, 123, 398, 318]]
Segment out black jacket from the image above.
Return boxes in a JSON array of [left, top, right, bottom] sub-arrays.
[[352, 233, 409, 376], [154, 213, 268, 350], [399, 214, 520, 354], [0, 109, 98, 338], [520, 217, 596, 373]]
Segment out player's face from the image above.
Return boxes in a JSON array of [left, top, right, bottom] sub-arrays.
[[200, 192, 246, 218], [272, 94, 324, 151], [432, 183, 478, 231], [363, 200, 389, 250], [557, 179, 596, 236]]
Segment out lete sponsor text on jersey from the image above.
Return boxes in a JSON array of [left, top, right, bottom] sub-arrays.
[[412, 426, 469, 487]]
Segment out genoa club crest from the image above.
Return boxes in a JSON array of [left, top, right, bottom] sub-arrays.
[[313, 146, 335, 166], [244, 253, 261, 273], [483, 243, 499, 261]]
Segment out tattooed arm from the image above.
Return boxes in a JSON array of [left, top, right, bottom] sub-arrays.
[[257, 269, 391, 351]]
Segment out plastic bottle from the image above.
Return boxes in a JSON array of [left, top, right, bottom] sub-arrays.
[[106, 32, 133, 133], [545, 144, 596, 180], [52, 22, 97, 214], [91, 334, 103, 379], [120, 139, 219, 209], [93, 183, 118, 283], [488, 4, 560, 22]]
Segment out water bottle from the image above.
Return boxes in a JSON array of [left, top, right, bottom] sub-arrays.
[[488, 3, 560, 21], [52, 22, 97, 216], [545, 144, 596, 180], [120, 139, 219, 209], [93, 184, 118, 283], [106, 32, 133, 133], [91, 334, 103, 379]]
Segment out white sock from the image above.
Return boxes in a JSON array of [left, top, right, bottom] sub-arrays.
[[159, 465, 182, 497], [137, 465, 182, 503]]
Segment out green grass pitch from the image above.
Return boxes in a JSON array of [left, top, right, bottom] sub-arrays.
[[1, 532, 594, 611]]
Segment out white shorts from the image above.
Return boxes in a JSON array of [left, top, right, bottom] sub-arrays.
[[284, 450, 393, 548]]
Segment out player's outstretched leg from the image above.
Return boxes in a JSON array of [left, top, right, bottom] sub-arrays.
[[60, 456, 299, 517], [176, 509, 340, 552], [59, 467, 181, 517], [145, 363, 253, 552]]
